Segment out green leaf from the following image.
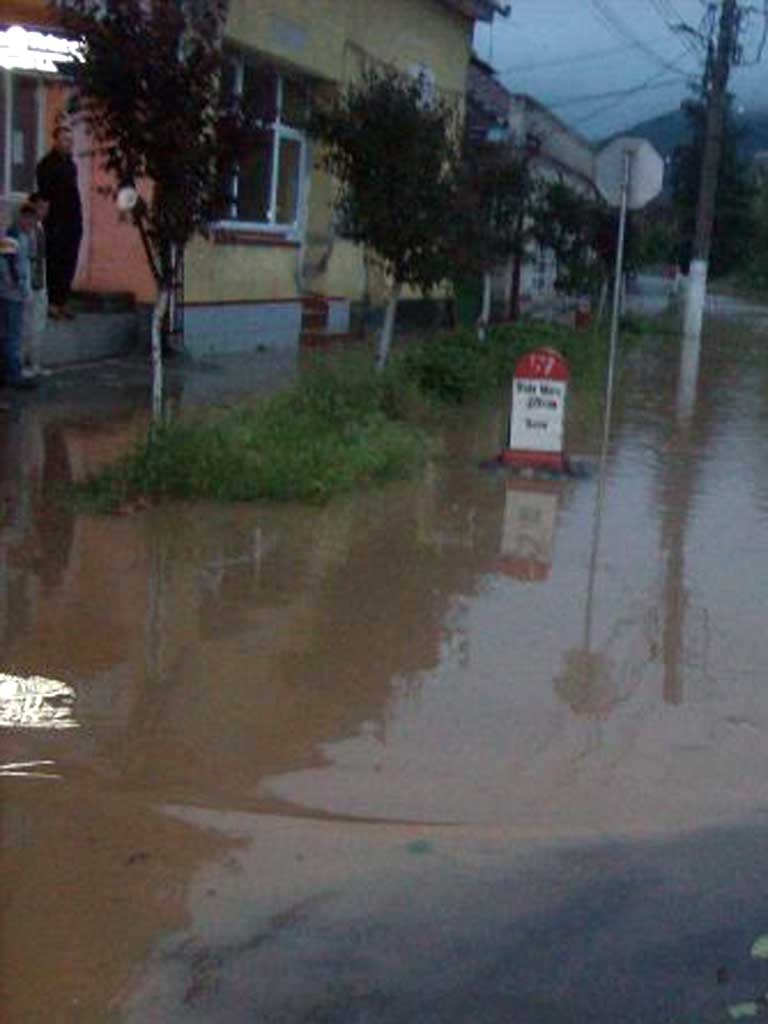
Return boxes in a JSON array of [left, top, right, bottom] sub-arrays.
[[751, 935, 768, 959]]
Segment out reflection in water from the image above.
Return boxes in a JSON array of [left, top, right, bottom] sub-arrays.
[[0, 673, 78, 729], [37, 423, 74, 590], [0, 759, 58, 778], [500, 479, 562, 581], [0, 338, 762, 830], [557, 395, 615, 727], [4, 330, 768, 1019], [659, 317, 705, 706], [554, 649, 616, 719], [677, 328, 702, 425]]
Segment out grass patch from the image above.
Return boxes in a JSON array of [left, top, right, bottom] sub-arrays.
[[74, 318, 635, 510], [76, 356, 431, 510]]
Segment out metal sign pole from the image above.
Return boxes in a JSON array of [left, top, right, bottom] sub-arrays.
[[603, 149, 631, 456]]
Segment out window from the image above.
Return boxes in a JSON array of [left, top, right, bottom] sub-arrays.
[[1, 71, 42, 196], [218, 55, 307, 235]]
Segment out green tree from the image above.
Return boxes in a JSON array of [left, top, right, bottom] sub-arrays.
[[670, 94, 757, 277], [450, 141, 540, 330], [532, 181, 618, 299], [634, 203, 679, 268], [741, 163, 768, 291], [59, 0, 257, 420], [309, 68, 457, 367]]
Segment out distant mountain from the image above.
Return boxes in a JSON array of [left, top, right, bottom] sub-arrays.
[[606, 108, 768, 162]]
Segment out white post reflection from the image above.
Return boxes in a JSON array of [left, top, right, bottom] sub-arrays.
[[677, 327, 702, 425], [660, 322, 705, 705], [500, 480, 562, 582]]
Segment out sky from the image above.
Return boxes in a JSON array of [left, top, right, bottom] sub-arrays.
[[473, 0, 768, 140]]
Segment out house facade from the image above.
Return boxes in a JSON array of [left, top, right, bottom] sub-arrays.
[[2, 0, 504, 357], [467, 57, 599, 313]]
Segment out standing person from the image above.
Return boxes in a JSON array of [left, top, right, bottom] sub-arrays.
[[0, 203, 37, 391], [20, 194, 50, 377], [36, 124, 82, 321]]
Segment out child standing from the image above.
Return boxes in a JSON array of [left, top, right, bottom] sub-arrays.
[[1, 203, 37, 391], [18, 196, 50, 378]]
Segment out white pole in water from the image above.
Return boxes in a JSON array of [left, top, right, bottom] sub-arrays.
[[683, 258, 708, 339]]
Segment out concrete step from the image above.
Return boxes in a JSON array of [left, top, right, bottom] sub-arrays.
[[69, 290, 137, 314], [40, 309, 139, 367]]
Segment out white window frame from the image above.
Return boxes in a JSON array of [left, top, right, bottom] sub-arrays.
[[213, 60, 307, 240], [1, 69, 45, 200]]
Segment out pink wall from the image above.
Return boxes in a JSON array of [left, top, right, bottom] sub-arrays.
[[42, 82, 155, 303], [75, 147, 156, 303]]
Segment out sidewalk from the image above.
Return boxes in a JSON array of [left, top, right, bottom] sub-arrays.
[[1, 347, 300, 418]]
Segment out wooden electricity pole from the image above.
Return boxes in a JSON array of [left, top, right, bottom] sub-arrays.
[[683, 0, 740, 337]]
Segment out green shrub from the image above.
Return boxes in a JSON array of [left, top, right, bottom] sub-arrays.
[[399, 325, 523, 403], [75, 356, 431, 508], [75, 317, 631, 510]]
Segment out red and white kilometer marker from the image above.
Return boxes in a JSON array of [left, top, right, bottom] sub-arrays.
[[500, 347, 569, 472]]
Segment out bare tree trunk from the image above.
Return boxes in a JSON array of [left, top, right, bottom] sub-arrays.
[[151, 287, 169, 424], [477, 270, 492, 340], [167, 242, 178, 354], [510, 243, 524, 320], [376, 283, 401, 369]]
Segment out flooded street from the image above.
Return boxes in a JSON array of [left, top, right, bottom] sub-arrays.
[[4, 309, 768, 1022]]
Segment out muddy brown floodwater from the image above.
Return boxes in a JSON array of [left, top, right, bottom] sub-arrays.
[[3, 312, 768, 1022]]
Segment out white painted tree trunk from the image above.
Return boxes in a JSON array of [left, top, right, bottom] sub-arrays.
[[167, 242, 178, 353], [683, 258, 707, 339], [502, 258, 514, 320], [596, 278, 609, 325], [376, 283, 401, 369], [477, 270, 492, 340], [151, 287, 169, 424]]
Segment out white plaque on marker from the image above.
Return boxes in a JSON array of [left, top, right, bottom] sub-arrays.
[[509, 376, 567, 452]]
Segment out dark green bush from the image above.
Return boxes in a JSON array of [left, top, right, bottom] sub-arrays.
[[75, 318, 622, 509]]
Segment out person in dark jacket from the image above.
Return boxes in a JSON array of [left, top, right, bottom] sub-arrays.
[[36, 125, 82, 320]]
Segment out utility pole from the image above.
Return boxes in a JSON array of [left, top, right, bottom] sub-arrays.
[[683, 0, 740, 337]]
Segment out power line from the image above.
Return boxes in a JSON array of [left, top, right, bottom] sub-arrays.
[[568, 49, 695, 128], [589, 0, 697, 77], [738, 0, 768, 62], [648, 0, 705, 58], [498, 40, 662, 75], [547, 76, 687, 110]]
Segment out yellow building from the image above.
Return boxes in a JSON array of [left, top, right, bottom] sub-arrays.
[[184, 0, 504, 356], [1, 0, 505, 357]]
